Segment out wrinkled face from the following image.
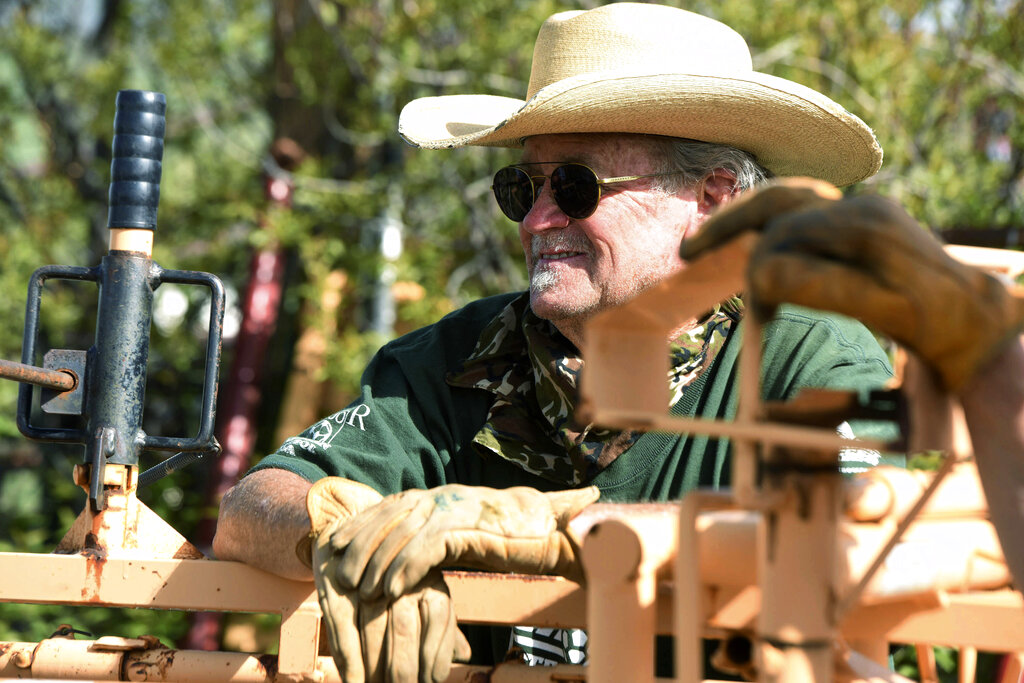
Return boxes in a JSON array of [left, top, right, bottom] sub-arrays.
[[517, 134, 701, 338]]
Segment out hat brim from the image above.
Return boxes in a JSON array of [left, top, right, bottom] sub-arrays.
[[399, 70, 882, 188]]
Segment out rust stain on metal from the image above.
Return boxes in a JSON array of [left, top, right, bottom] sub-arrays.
[[152, 648, 174, 678], [510, 573, 562, 582], [81, 532, 108, 601], [88, 509, 109, 549], [125, 516, 139, 550], [256, 653, 278, 679], [82, 532, 108, 560], [125, 646, 175, 681], [19, 642, 41, 669], [444, 569, 565, 583], [139, 635, 163, 650], [0, 358, 76, 391]]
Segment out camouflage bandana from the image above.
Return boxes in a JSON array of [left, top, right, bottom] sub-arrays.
[[447, 293, 743, 486], [669, 295, 744, 405]]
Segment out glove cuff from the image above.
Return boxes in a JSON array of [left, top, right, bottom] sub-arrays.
[[942, 273, 1024, 392], [544, 486, 601, 583], [296, 477, 383, 569]]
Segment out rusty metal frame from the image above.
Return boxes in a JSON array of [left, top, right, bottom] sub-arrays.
[[577, 239, 1024, 683], [4, 224, 1024, 681]]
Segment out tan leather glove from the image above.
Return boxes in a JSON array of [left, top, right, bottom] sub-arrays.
[[305, 477, 471, 683], [329, 483, 600, 600], [679, 177, 1024, 392]]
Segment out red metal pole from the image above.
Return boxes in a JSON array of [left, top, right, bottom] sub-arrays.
[[183, 167, 292, 651]]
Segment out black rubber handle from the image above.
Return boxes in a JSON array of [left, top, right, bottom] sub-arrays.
[[107, 90, 166, 230]]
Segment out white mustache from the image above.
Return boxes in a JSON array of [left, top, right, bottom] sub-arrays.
[[531, 233, 592, 260]]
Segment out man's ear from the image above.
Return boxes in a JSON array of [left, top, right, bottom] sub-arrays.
[[697, 170, 741, 217]]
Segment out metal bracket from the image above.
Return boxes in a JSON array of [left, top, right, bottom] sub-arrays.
[[89, 427, 124, 511], [40, 349, 87, 416]]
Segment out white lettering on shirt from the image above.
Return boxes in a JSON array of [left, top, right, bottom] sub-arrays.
[[282, 402, 372, 455], [347, 403, 370, 430]]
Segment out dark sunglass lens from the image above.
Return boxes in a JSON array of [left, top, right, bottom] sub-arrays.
[[551, 164, 600, 218], [493, 167, 534, 221]]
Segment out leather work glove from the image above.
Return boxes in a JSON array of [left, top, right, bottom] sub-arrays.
[[679, 177, 1024, 392], [305, 477, 471, 683], [329, 483, 600, 600]]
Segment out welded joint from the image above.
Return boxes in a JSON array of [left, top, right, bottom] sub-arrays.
[[12, 645, 34, 669]]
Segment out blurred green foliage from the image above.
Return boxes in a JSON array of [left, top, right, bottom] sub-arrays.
[[0, 0, 1021, 672]]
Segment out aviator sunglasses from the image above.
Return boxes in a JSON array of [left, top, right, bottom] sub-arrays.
[[491, 162, 680, 222]]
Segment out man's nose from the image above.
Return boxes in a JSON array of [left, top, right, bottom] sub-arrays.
[[520, 182, 568, 233]]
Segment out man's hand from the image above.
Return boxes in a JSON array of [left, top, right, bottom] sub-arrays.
[[313, 546, 470, 682], [328, 484, 600, 600], [306, 478, 471, 683], [680, 177, 1024, 392]]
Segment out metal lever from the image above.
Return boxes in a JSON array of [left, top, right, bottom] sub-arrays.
[[0, 359, 76, 392]]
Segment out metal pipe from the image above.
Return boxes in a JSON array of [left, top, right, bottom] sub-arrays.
[[1, 640, 650, 683], [0, 358, 76, 392], [0, 640, 335, 682], [81, 89, 167, 510], [85, 251, 155, 469]]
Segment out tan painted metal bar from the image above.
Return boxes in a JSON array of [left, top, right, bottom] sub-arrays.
[[278, 597, 323, 682], [916, 644, 939, 683], [944, 243, 1024, 279], [678, 493, 712, 683], [0, 640, 123, 680], [0, 551, 592, 631], [958, 646, 977, 683], [733, 311, 763, 507], [4, 509, 1018, 639], [840, 518, 1010, 603], [696, 512, 1011, 613], [839, 589, 1024, 651], [582, 513, 676, 683], [124, 644, 329, 682], [1, 559, 1022, 679], [845, 638, 890, 669], [108, 227, 155, 256], [841, 590, 1024, 652], [833, 452, 958, 620], [757, 469, 841, 682], [0, 638, 338, 682], [586, 407, 888, 453], [0, 553, 316, 613], [844, 461, 988, 523], [0, 640, 696, 683], [445, 570, 588, 628], [998, 652, 1024, 683]]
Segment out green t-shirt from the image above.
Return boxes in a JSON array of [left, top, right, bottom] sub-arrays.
[[252, 292, 895, 498]]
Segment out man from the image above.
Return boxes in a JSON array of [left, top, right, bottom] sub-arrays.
[[213, 4, 897, 680]]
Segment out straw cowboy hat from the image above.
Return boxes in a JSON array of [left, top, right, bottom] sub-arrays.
[[398, 3, 882, 187]]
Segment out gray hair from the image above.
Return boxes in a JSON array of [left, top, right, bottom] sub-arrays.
[[644, 136, 773, 194]]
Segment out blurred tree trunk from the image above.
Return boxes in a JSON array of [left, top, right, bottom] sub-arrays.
[[184, 0, 328, 650]]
